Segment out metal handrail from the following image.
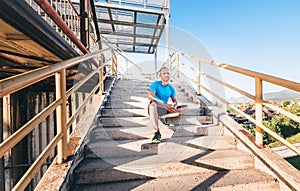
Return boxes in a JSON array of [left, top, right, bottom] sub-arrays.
[[26, 0, 99, 53], [0, 47, 117, 191], [169, 51, 300, 156], [169, 51, 300, 190]]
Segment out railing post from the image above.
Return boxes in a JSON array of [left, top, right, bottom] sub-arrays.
[[0, 98, 4, 191], [168, 53, 172, 77], [176, 52, 179, 78], [197, 59, 201, 95], [55, 69, 67, 164], [99, 53, 104, 93], [255, 77, 263, 146], [112, 50, 118, 78], [115, 51, 118, 79], [111, 50, 114, 75]]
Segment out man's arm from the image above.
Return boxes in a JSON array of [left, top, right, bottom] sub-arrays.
[[171, 97, 178, 108], [148, 91, 176, 112], [148, 91, 162, 105]]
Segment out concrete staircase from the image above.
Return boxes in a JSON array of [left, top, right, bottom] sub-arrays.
[[68, 78, 279, 191]]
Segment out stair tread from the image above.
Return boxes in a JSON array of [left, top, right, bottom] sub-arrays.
[[74, 167, 278, 191], [91, 124, 221, 140], [84, 135, 236, 160], [77, 149, 253, 173]]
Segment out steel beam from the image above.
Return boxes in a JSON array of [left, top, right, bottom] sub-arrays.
[[0, 0, 78, 59]]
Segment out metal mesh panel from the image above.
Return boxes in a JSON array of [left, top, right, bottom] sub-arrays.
[[93, 0, 167, 53]]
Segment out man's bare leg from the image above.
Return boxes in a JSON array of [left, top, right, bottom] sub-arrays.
[[149, 101, 159, 132], [160, 112, 180, 119]]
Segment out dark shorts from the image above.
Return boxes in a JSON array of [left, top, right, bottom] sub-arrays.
[[148, 101, 187, 117]]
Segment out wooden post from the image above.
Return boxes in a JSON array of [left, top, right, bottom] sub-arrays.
[[99, 53, 104, 94], [168, 53, 172, 73], [111, 50, 118, 78], [197, 60, 201, 95], [255, 77, 263, 146], [176, 52, 179, 78], [115, 52, 118, 79], [55, 69, 67, 164], [111, 50, 115, 75]]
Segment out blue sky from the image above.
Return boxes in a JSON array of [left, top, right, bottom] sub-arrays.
[[169, 0, 300, 92], [128, 0, 300, 98]]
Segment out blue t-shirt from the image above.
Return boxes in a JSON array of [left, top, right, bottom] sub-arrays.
[[148, 81, 176, 104]]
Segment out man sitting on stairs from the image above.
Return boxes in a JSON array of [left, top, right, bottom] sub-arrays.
[[148, 66, 188, 143]]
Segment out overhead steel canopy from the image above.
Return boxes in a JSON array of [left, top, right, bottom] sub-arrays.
[[94, 0, 168, 54]]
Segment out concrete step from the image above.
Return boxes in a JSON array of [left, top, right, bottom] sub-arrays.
[[90, 124, 222, 141], [108, 93, 148, 99], [107, 95, 148, 102], [100, 108, 148, 117], [97, 116, 150, 127], [111, 86, 149, 92], [110, 88, 149, 93], [112, 84, 150, 90], [84, 135, 236, 159], [102, 101, 146, 109], [74, 168, 279, 191], [102, 100, 201, 110], [99, 108, 207, 117], [113, 79, 151, 85], [98, 116, 213, 127], [75, 147, 254, 184], [107, 86, 195, 101], [165, 114, 213, 125], [107, 95, 197, 103]]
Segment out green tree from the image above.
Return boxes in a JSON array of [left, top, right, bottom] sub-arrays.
[[282, 100, 291, 107], [262, 102, 300, 145], [263, 117, 283, 144], [281, 103, 300, 130]]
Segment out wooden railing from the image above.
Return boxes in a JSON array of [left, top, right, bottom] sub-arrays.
[[168, 51, 300, 156], [0, 48, 117, 191]]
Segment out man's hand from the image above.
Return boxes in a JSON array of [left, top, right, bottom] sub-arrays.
[[164, 104, 176, 113]]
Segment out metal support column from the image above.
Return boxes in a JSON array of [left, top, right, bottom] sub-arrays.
[[0, 98, 5, 191], [154, 48, 157, 74], [165, 0, 170, 66], [80, 0, 89, 47], [2, 95, 10, 191]]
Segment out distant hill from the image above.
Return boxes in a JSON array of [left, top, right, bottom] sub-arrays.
[[228, 89, 300, 103]]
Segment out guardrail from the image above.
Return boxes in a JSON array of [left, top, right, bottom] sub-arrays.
[[168, 51, 300, 156], [0, 48, 117, 191], [100, 34, 143, 79], [25, 0, 99, 53]]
